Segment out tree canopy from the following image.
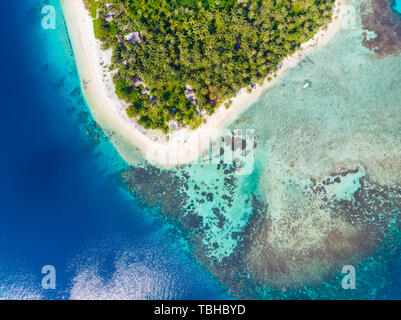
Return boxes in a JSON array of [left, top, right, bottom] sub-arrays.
[[84, 0, 335, 132]]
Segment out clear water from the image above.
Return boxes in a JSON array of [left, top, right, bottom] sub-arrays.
[[1, 0, 401, 300]]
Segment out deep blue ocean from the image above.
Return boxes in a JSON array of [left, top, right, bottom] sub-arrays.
[[0, 0, 227, 299]]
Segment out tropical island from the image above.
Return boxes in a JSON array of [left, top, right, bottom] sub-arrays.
[[83, 0, 335, 132]]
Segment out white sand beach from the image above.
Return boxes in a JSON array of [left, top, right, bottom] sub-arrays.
[[61, 0, 348, 167]]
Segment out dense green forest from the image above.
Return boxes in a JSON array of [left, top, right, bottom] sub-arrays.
[[84, 0, 335, 132]]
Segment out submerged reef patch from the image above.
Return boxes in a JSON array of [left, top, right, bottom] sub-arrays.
[[361, 0, 401, 56], [248, 163, 401, 289], [120, 156, 401, 298]]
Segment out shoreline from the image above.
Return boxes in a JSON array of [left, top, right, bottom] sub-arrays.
[[61, 0, 347, 167]]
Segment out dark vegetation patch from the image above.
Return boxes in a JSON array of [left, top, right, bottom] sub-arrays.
[[361, 0, 401, 56]]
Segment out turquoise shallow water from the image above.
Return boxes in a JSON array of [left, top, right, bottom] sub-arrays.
[[0, 0, 227, 299]]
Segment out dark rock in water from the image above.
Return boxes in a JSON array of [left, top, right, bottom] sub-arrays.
[[121, 165, 187, 219], [361, 0, 401, 56], [69, 87, 81, 98], [207, 193, 214, 202]]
